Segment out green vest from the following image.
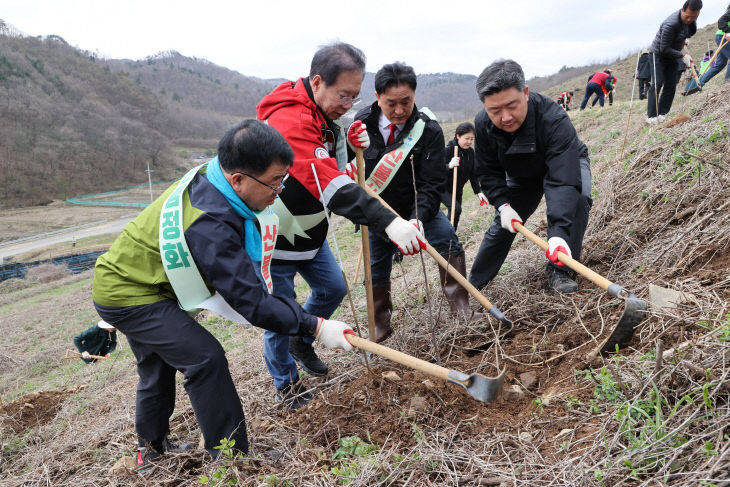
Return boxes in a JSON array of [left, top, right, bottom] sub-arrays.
[[92, 177, 207, 307]]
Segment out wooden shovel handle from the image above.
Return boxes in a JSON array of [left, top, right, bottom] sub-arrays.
[[65, 349, 109, 360], [698, 36, 729, 77], [346, 334, 450, 382], [450, 145, 458, 226], [355, 149, 377, 341], [513, 222, 614, 291], [361, 183, 496, 310]]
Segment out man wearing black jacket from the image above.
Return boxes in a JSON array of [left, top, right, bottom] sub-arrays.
[[468, 59, 592, 294], [646, 0, 702, 123], [348, 62, 483, 342]]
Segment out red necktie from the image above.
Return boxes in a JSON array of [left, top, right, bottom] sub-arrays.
[[387, 123, 396, 145]]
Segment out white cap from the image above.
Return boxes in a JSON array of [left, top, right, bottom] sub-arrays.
[[97, 320, 115, 330]]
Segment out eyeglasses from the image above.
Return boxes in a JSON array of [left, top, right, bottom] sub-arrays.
[[338, 94, 361, 107], [242, 172, 286, 193]]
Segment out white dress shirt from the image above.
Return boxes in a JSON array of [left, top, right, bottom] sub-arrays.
[[378, 112, 405, 145]]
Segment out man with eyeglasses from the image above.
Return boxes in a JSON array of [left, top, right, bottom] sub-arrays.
[[92, 120, 355, 467], [256, 42, 423, 409]]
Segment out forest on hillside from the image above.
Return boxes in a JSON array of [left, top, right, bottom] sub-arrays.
[[0, 34, 182, 209]]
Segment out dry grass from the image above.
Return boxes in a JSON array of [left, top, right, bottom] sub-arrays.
[[0, 83, 728, 487]]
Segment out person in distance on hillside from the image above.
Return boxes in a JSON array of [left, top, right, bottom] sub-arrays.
[[73, 320, 117, 363], [579, 69, 614, 110], [646, 0, 702, 123], [256, 43, 423, 404], [636, 50, 651, 100], [688, 4, 730, 90], [440, 122, 485, 231], [469, 59, 592, 294], [590, 76, 617, 107], [346, 62, 485, 341], [556, 91, 573, 111], [92, 120, 355, 467]]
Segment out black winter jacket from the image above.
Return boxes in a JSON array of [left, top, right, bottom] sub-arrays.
[[650, 10, 697, 60], [637, 52, 651, 79], [349, 102, 446, 224], [474, 92, 589, 241], [444, 138, 481, 201], [73, 325, 117, 363], [718, 9, 730, 33]]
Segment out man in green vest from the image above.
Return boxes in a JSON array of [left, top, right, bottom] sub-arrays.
[[346, 62, 486, 342], [92, 120, 354, 469]]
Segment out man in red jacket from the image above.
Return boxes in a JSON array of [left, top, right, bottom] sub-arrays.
[[580, 70, 614, 110], [256, 42, 425, 409]]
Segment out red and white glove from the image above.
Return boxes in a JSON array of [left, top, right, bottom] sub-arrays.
[[499, 204, 523, 233], [409, 218, 424, 236], [447, 157, 460, 169], [682, 54, 692, 68], [545, 237, 571, 267], [315, 318, 355, 351], [385, 217, 426, 255], [345, 160, 357, 181], [81, 351, 91, 359], [347, 120, 370, 150], [725, 33, 730, 41], [477, 192, 489, 207]]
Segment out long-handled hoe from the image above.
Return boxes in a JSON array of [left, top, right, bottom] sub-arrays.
[[513, 222, 647, 356]]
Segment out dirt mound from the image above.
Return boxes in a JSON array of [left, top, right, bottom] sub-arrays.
[[24, 263, 71, 283], [1, 389, 74, 433]]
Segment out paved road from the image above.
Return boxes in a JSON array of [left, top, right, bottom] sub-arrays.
[[0, 215, 136, 262]]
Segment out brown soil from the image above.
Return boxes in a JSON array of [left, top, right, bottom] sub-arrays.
[[1, 388, 77, 433]]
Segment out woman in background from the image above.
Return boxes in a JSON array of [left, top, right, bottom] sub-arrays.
[[440, 122, 486, 231]]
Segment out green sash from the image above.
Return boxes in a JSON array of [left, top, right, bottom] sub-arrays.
[[159, 165, 278, 322], [364, 108, 435, 194]]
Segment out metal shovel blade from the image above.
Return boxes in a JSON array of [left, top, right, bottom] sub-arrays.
[[683, 86, 701, 96], [596, 286, 648, 355], [447, 368, 504, 403]]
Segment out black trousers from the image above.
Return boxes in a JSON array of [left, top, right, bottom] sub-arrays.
[[647, 53, 681, 118], [468, 158, 592, 290], [440, 191, 463, 230], [638, 78, 649, 99], [95, 299, 248, 457]]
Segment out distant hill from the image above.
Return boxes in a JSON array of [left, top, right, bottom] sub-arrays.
[[0, 31, 183, 209], [103, 51, 276, 142]]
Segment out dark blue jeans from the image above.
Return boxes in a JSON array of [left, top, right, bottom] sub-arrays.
[[468, 158, 592, 290], [94, 299, 248, 457], [263, 243, 346, 389], [580, 82, 604, 109], [369, 210, 463, 288]]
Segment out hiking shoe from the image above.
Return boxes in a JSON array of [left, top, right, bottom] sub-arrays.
[[546, 265, 578, 294], [646, 117, 658, 125], [289, 338, 328, 376], [658, 115, 666, 122], [161, 437, 194, 453], [275, 381, 312, 411], [136, 446, 163, 472]]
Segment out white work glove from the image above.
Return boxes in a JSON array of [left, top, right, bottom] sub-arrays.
[[81, 351, 91, 359], [477, 192, 489, 207], [545, 237, 572, 267], [385, 217, 426, 256], [725, 33, 730, 41], [499, 204, 523, 233], [315, 319, 354, 351], [682, 54, 692, 68], [345, 160, 357, 181], [447, 157, 460, 169], [346, 120, 370, 150]]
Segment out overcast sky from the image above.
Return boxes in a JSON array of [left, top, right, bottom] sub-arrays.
[[3, 0, 727, 80]]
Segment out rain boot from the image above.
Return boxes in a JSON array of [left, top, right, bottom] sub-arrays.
[[438, 252, 485, 322], [372, 285, 393, 343]]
